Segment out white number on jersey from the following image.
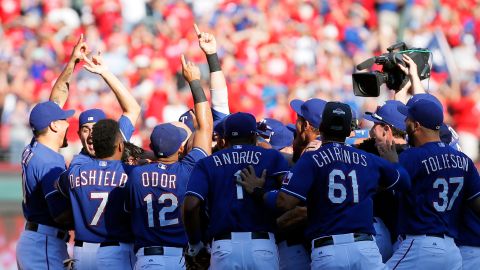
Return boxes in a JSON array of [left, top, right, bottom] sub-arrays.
[[328, 169, 359, 204], [433, 177, 464, 212], [90, 192, 109, 226], [235, 170, 244, 199], [144, 193, 179, 227]]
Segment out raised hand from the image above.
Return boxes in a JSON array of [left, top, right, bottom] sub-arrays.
[[71, 34, 89, 64], [181, 54, 201, 82], [398, 54, 418, 78], [82, 51, 108, 75], [194, 24, 217, 55]]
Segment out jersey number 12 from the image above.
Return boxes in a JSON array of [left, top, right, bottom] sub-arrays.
[[144, 193, 179, 227]]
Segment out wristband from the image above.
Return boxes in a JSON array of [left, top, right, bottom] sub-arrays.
[[206, 53, 221, 72], [189, 80, 207, 103], [252, 187, 266, 203]]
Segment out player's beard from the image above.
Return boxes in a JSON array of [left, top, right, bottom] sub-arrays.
[[61, 129, 69, 148], [406, 126, 415, 147]]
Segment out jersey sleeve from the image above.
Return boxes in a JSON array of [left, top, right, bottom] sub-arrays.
[[38, 160, 70, 218], [118, 115, 135, 141], [280, 153, 316, 202], [185, 161, 209, 201], [212, 108, 229, 121], [269, 151, 290, 177], [463, 158, 480, 201], [374, 155, 411, 191], [57, 170, 70, 198], [181, 147, 209, 170]]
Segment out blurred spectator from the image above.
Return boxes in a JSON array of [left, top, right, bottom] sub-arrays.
[[0, 0, 478, 166]]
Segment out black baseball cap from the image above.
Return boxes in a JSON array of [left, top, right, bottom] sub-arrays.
[[320, 102, 352, 138]]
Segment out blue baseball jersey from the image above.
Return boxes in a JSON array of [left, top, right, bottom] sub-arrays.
[[21, 140, 69, 228], [281, 142, 409, 241], [186, 144, 289, 239], [58, 159, 134, 243], [212, 108, 228, 121], [397, 142, 480, 238], [457, 206, 480, 247], [125, 148, 207, 249], [70, 115, 134, 168]]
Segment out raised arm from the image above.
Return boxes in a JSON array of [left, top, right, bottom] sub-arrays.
[[194, 24, 230, 117], [181, 55, 213, 155], [394, 54, 426, 103], [82, 52, 141, 125], [50, 34, 88, 107]]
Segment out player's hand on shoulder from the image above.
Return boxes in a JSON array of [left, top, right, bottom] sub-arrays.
[[181, 54, 201, 82], [82, 51, 108, 75], [194, 24, 217, 55], [376, 137, 399, 163], [237, 166, 267, 194]]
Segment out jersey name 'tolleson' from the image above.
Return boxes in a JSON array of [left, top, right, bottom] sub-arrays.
[[421, 153, 470, 175]]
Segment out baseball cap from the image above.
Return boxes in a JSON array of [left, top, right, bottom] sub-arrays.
[[364, 100, 407, 131], [320, 102, 352, 137], [150, 122, 189, 157], [79, 109, 106, 127], [214, 117, 227, 138], [178, 110, 195, 132], [29, 101, 75, 131], [290, 98, 327, 128], [398, 99, 443, 130], [270, 125, 294, 150], [407, 93, 443, 110], [257, 118, 284, 139], [224, 112, 257, 139]]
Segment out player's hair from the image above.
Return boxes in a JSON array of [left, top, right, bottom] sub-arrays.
[[391, 126, 407, 139], [122, 142, 145, 163], [92, 119, 121, 159], [32, 126, 49, 137]]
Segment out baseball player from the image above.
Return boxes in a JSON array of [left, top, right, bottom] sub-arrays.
[[360, 100, 409, 262], [457, 205, 480, 269], [385, 99, 480, 269], [124, 55, 212, 270], [183, 112, 289, 270], [290, 98, 327, 162], [17, 101, 75, 269], [273, 101, 411, 269], [58, 119, 136, 270], [179, 24, 229, 131], [50, 45, 140, 168]]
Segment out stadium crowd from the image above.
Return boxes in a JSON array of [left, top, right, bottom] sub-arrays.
[[1, 0, 480, 165]]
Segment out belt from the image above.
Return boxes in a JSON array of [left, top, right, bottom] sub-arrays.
[[136, 246, 184, 256], [277, 238, 304, 247], [25, 222, 69, 241], [214, 232, 271, 241], [144, 246, 164, 256], [74, 240, 120, 247], [401, 234, 445, 239], [313, 233, 373, 248]]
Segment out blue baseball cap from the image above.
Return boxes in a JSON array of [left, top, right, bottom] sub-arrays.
[[364, 100, 407, 131], [290, 98, 327, 129], [398, 99, 443, 130], [214, 117, 227, 138], [224, 112, 257, 139], [178, 110, 195, 132], [150, 123, 188, 157], [257, 118, 284, 139], [270, 125, 294, 150], [407, 93, 443, 110], [29, 101, 75, 131], [79, 109, 106, 127]]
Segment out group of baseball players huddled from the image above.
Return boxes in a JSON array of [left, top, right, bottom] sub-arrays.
[[16, 24, 480, 270]]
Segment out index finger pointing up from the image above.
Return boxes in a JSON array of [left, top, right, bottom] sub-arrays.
[[181, 54, 187, 67], [193, 23, 201, 37]]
